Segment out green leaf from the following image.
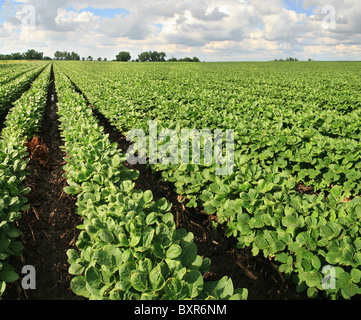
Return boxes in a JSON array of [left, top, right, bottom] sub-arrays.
[[138, 258, 153, 273], [255, 235, 269, 250], [142, 228, 155, 248], [118, 263, 134, 283], [67, 249, 80, 264], [282, 214, 299, 229], [230, 288, 248, 300], [119, 180, 134, 193], [85, 266, 102, 288], [339, 272, 358, 299], [99, 229, 114, 243], [307, 287, 318, 299], [320, 225, 334, 239], [64, 186, 78, 195], [202, 276, 234, 300], [0, 269, 19, 283], [146, 212, 158, 225], [351, 269, 361, 283], [131, 272, 148, 292], [0, 281, 6, 296], [143, 190, 153, 204], [70, 276, 90, 298], [204, 203, 217, 215], [300, 270, 323, 288], [118, 232, 130, 247], [69, 263, 85, 275], [130, 232, 142, 247], [164, 278, 182, 296], [166, 244, 182, 260], [6, 226, 22, 238], [149, 267, 166, 292], [330, 185, 343, 200], [152, 243, 166, 259], [178, 242, 197, 268], [183, 270, 204, 298], [112, 154, 122, 167]]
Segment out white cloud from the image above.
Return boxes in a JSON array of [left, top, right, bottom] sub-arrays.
[[0, 0, 361, 61]]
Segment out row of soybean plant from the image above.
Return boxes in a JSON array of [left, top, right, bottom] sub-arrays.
[[0, 62, 48, 117], [53, 63, 248, 301], [0, 63, 51, 298]]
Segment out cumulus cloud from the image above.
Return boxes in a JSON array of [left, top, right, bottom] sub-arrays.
[[0, 0, 360, 61]]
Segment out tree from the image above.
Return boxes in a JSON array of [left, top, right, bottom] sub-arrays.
[[11, 52, 22, 60], [23, 49, 43, 60], [182, 57, 193, 62], [285, 57, 299, 61], [138, 51, 150, 62], [116, 51, 131, 62], [150, 51, 159, 61], [87, 56, 93, 61], [0, 49, 45, 60], [70, 51, 80, 60], [54, 51, 62, 60], [159, 52, 167, 61], [138, 51, 167, 62]]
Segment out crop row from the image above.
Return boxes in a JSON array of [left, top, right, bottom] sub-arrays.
[[0, 63, 48, 117], [56, 62, 361, 199], [53, 64, 247, 300], [0, 63, 40, 86], [0, 63, 51, 298], [56, 61, 361, 299]]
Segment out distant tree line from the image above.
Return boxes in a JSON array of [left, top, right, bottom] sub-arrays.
[[54, 51, 81, 60], [115, 51, 201, 63], [1, 48, 200, 62], [0, 49, 49, 60], [274, 57, 299, 62]]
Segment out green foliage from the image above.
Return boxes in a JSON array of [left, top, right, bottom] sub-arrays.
[[0, 63, 47, 116], [138, 51, 166, 62], [54, 51, 80, 61], [0, 49, 44, 61], [54, 64, 247, 301], [116, 51, 131, 62], [0, 63, 51, 299], [56, 61, 361, 299]]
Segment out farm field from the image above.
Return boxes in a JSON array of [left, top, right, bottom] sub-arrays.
[[1, 60, 361, 301]]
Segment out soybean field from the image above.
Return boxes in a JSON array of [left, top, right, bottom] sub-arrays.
[[1, 60, 361, 301]]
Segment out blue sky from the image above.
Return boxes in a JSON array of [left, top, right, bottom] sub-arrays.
[[0, 0, 14, 23], [283, 0, 316, 16], [68, 6, 130, 19], [0, 1, 131, 20]]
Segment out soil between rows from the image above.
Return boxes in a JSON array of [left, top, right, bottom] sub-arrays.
[[5, 68, 308, 301], [6, 67, 83, 300]]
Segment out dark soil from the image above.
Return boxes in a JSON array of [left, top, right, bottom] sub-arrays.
[[0, 110, 7, 132], [5, 67, 83, 300]]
